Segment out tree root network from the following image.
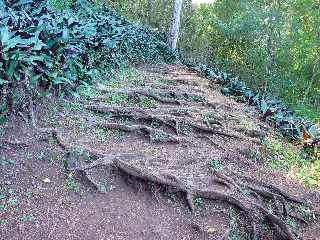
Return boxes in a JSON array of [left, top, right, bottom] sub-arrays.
[[64, 152, 313, 240]]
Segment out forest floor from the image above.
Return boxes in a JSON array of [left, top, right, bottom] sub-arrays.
[[0, 63, 319, 240]]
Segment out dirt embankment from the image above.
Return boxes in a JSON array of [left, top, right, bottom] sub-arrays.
[[0, 64, 319, 240]]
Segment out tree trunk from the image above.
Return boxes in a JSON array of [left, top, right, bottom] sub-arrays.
[[303, 57, 320, 104], [168, 0, 183, 50]]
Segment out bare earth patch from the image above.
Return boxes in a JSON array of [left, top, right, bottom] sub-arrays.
[[0, 64, 319, 240]]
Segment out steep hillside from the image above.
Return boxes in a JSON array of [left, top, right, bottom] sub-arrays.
[[0, 1, 319, 240], [1, 63, 319, 240]]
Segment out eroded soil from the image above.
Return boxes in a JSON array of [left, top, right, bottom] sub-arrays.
[[0, 64, 319, 240]]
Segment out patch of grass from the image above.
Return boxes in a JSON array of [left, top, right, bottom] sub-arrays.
[[94, 128, 109, 142], [97, 180, 113, 193], [103, 65, 142, 89], [138, 97, 155, 108], [289, 103, 320, 124], [150, 131, 168, 142], [262, 136, 320, 187], [192, 196, 204, 208], [118, 66, 142, 86], [239, 118, 259, 131], [110, 129, 126, 141], [48, 151, 61, 166], [263, 137, 308, 170], [94, 127, 126, 142], [154, 78, 175, 88], [64, 179, 80, 193], [37, 151, 46, 161], [0, 219, 7, 225], [103, 79, 122, 89], [191, 95, 205, 102], [297, 160, 320, 187], [210, 159, 224, 171], [0, 204, 7, 212], [286, 217, 300, 234], [8, 198, 20, 206], [63, 102, 84, 112], [20, 215, 35, 222], [228, 208, 247, 240], [77, 84, 100, 99], [104, 93, 130, 105], [0, 158, 16, 166]]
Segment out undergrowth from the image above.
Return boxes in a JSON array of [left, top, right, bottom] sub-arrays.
[[0, 0, 177, 121], [262, 136, 320, 188]]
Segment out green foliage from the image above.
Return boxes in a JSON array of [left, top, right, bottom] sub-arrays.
[[104, 93, 130, 105], [0, 0, 177, 117], [138, 97, 155, 108], [209, 159, 224, 171], [262, 136, 320, 187], [64, 179, 80, 192], [185, 61, 320, 146], [263, 137, 307, 171], [192, 196, 203, 208], [20, 215, 35, 222], [179, 0, 320, 114], [49, 0, 75, 10], [110, 0, 319, 146], [228, 208, 247, 240]]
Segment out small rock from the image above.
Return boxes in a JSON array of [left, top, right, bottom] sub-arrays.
[[5, 180, 12, 185], [42, 177, 51, 183], [87, 116, 97, 125], [206, 227, 216, 234], [192, 222, 217, 235], [58, 112, 65, 118]]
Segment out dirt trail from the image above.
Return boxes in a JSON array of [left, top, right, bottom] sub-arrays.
[[0, 64, 319, 240]]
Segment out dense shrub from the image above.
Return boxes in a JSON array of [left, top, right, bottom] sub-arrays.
[[0, 0, 176, 119], [184, 61, 319, 146], [109, 0, 319, 124], [0, 0, 318, 147]]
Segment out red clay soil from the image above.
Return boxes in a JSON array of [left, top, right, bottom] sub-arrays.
[[0, 64, 319, 240]]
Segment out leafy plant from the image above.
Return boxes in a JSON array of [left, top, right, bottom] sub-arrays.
[[0, 0, 177, 118], [64, 179, 80, 192], [138, 97, 155, 108], [20, 215, 35, 222], [262, 136, 320, 187], [210, 159, 224, 172], [192, 196, 203, 208], [185, 61, 320, 148]]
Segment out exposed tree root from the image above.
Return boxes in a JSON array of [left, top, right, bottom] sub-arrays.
[[0, 140, 29, 148], [66, 152, 312, 240], [198, 136, 226, 150], [86, 104, 243, 142], [95, 88, 183, 105], [97, 122, 183, 143], [86, 104, 195, 118], [92, 88, 216, 107], [27, 65, 317, 240]]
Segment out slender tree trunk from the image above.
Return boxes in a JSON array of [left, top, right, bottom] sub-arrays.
[[265, 34, 274, 92], [168, 0, 183, 50], [303, 57, 319, 104]]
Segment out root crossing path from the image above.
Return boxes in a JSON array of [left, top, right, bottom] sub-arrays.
[[36, 64, 320, 239]]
